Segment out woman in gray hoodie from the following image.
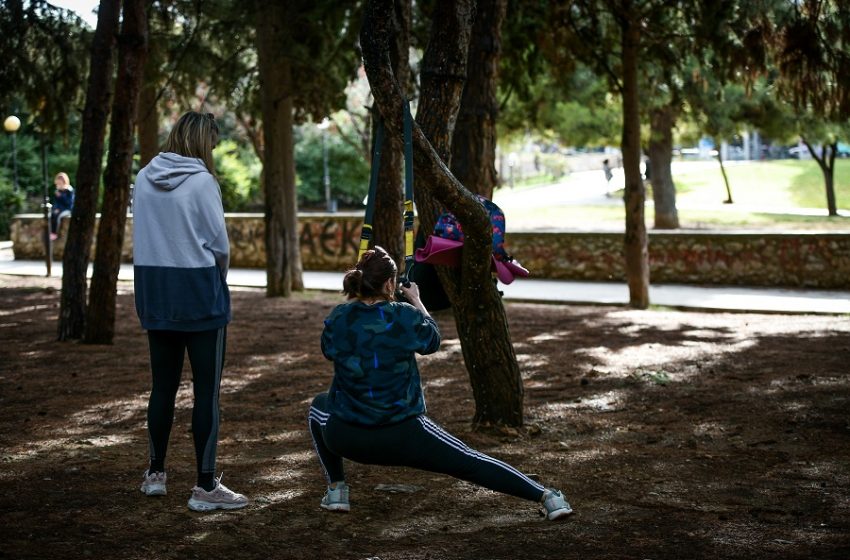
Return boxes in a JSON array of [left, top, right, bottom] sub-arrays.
[[133, 111, 247, 512]]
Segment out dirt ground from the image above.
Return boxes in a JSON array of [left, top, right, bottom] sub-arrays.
[[1, 274, 848, 560]]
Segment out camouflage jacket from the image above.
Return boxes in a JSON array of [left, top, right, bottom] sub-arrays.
[[321, 300, 441, 426]]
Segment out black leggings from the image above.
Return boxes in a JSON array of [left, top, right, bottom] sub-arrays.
[[146, 328, 226, 482], [308, 393, 545, 502]]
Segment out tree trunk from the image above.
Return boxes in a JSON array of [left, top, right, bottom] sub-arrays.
[[362, 0, 525, 428], [803, 138, 838, 216], [717, 149, 733, 204], [137, 79, 160, 167], [450, 0, 506, 200], [649, 104, 679, 229], [371, 0, 411, 267], [84, 0, 149, 344], [620, 12, 649, 309], [256, 2, 303, 296], [57, 0, 121, 341]]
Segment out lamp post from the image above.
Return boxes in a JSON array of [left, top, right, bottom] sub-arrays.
[[41, 135, 52, 277], [3, 115, 20, 192], [317, 117, 335, 213]]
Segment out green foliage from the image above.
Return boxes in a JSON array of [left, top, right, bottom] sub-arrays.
[[500, 64, 620, 147], [213, 140, 262, 211], [0, 171, 24, 239], [0, 1, 91, 137], [294, 124, 369, 209]]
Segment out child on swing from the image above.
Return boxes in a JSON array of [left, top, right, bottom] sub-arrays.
[[307, 246, 573, 520]]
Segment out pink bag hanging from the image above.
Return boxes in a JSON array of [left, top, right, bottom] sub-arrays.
[[414, 197, 529, 285]]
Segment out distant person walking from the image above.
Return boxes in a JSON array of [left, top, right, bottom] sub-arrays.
[[132, 111, 247, 512], [307, 247, 573, 521], [50, 172, 74, 240], [602, 159, 614, 196]]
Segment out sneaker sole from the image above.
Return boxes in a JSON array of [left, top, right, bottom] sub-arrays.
[[188, 499, 249, 512], [547, 507, 573, 521], [141, 486, 167, 496], [320, 503, 350, 513]]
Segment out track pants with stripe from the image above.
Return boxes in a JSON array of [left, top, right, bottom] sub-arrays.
[[308, 393, 545, 502], [146, 328, 226, 483]]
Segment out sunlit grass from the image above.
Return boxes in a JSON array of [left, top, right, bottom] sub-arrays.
[[502, 161, 850, 231], [507, 203, 850, 231], [674, 159, 850, 209]]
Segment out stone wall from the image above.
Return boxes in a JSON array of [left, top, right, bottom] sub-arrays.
[[511, 230, 850, 289], [10, 214, 850, 288]]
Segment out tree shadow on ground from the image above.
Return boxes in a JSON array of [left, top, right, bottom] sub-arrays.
[[0, 280, 848, 560]]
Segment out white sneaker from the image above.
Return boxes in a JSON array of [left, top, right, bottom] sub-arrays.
[[187, 473, 249, 512], [320, 482, 350, 512], [140, 470, 167, 496], [541, 488, 573, 520]]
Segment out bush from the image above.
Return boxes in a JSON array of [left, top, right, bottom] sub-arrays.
[[295, 125, 370, 209], [214, 140, 262, 212], [0, 173, 24, 240]]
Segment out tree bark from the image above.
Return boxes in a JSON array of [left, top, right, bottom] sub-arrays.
[[371, 0, 411, 267], [84, 0, 149, 344], [362, 0, 525, 428], [717, 148, 733, 204], [803, 138, 838, 216], [649, 104, 679, 229], [256, 1, 303, 296], [620, 11, 649, 309], [450, 0, 505, 200], [57, 0, 121, 341], [137, 58, 160, 168]]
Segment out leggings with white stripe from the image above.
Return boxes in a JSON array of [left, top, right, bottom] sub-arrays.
[[146, 327, 226, 484], [308, 393, 545, 502]]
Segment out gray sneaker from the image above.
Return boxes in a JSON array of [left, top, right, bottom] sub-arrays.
[[140, 470, 167, 496], [320, 482, 350, 512], [541, 488, 573, 520], [187, 474, 249, 512]]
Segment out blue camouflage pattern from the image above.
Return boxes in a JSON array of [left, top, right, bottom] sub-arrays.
[[321, 300, 441, 426]]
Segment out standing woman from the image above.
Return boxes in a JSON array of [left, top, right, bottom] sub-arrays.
[[308, 246, 572, 520], [133, 111, 247, 512]]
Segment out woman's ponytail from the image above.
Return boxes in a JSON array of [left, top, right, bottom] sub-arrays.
[[342, 246, 397, 300]]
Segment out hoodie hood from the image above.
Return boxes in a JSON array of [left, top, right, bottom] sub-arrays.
[[143, 152, 210, 191]]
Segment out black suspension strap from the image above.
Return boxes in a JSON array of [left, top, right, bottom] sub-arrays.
[[401, 101, 414, 283], [359, 101, 415, 284]]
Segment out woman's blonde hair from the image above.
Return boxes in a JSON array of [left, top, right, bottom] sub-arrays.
[[54, 172, 70, 185], [162, 111, 219, 174]]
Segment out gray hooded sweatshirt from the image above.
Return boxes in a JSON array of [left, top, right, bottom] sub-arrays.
[[133, 152, 230, 331]]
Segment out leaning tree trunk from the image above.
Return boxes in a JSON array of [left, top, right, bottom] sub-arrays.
[[717, 148, 733, 204], [450, 0, 506, 200], [256, 2, 303, 296], [649, 104, 679, 229], [803, 138, 838, 216], [84, 0, 149, 344], [620, 12, 649, 309], [57, 0, 120, 341], [362, 0, 525, 428], [371, 0, 411, 267]]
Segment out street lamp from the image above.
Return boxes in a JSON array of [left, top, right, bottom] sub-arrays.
[[4, 115, 21, 192], [317, 117, 336, 213]]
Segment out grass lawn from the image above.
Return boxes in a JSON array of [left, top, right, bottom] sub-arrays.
[[674, 159, 850, 209], [504, 160, 850, 231]]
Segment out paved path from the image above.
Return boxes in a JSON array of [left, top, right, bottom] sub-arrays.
[[2, 248, 848, 315]]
